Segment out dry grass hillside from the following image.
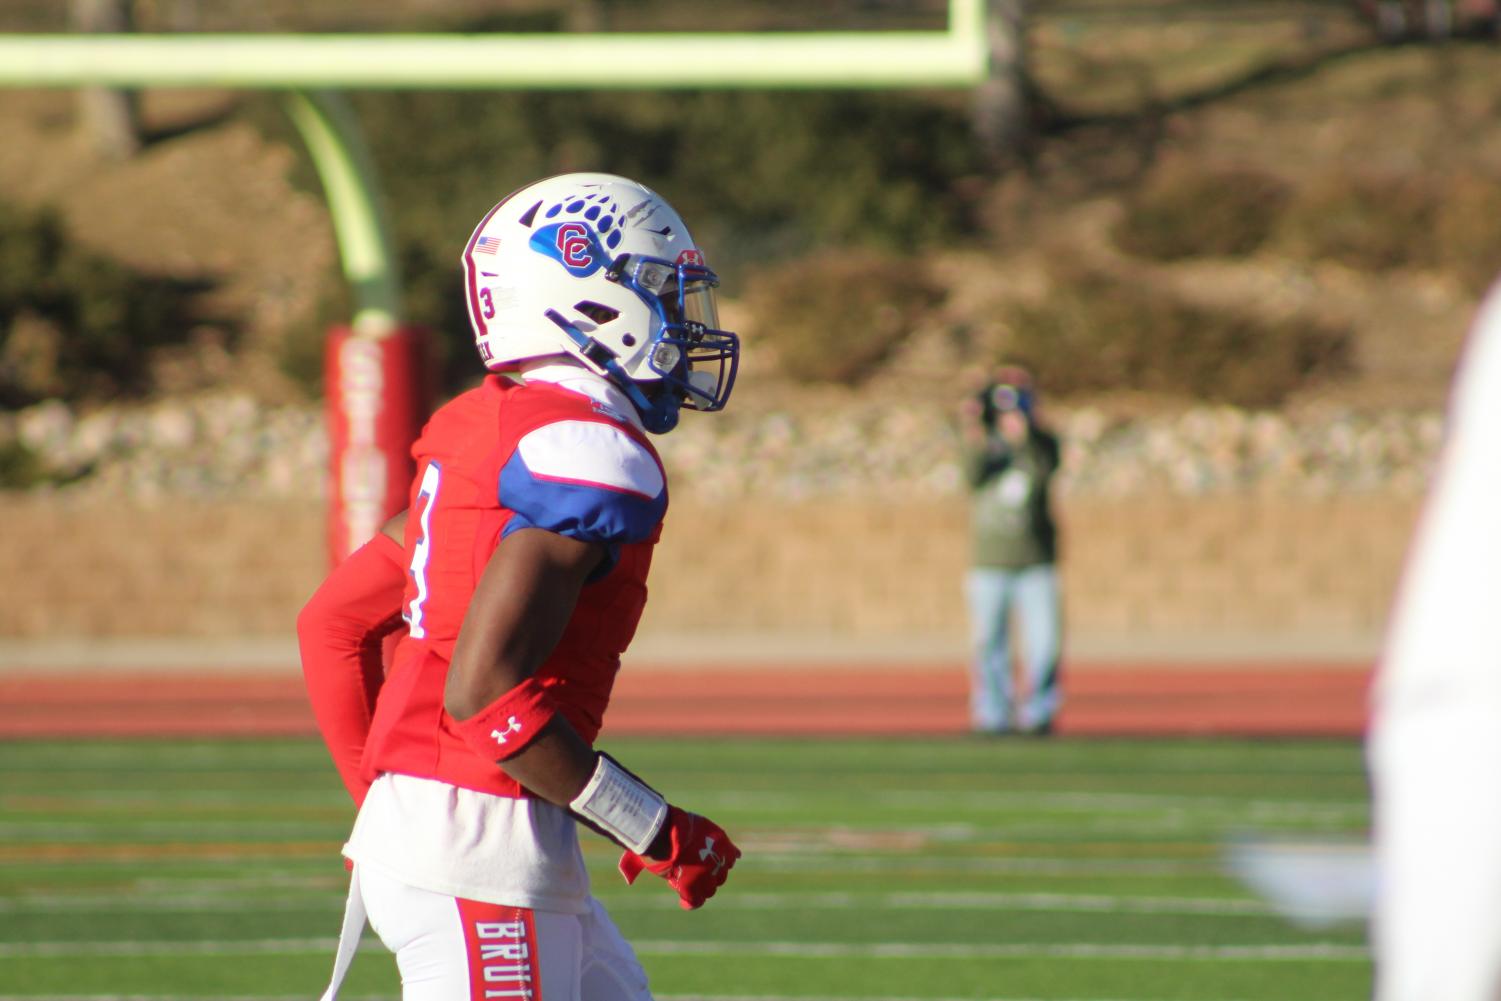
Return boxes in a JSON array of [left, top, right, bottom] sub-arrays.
[[1, 26, 1497, 424]]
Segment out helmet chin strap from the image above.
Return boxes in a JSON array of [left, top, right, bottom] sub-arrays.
[[544, 310, 680, 434]]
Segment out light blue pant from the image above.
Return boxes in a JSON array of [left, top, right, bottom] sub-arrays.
[[964, 564, 1062, 732]]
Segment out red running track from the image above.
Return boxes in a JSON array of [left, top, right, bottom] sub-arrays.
[[0, 661, 1371, 739]]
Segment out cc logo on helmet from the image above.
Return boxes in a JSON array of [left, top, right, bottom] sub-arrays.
[[556, 223, 594, 269], [531, 222, 604, 277]]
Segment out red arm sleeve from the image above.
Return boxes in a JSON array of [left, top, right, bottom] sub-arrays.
[[296, 532, 407, 806]]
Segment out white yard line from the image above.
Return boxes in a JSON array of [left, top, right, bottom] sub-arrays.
[[872, 790, 1364, 820], [0, 822, 347, 839], [0, 995, 1268, 1001], [651, 996, 1260, 1001], [635, 940, 1369, 961], [745, 855, 1220, 875], [0, 890, 1277, 917], [652, 996, 1252, 1001], [0, 995, 1272, 1001], [0, 895, 346, 913], [0, 848, 1230, 875], [0, 937, 1369, 962]]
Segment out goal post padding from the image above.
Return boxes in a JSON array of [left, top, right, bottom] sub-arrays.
[[324, 325, 431, 564]]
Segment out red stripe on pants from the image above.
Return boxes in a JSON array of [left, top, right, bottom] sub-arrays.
[[456, 898, 541, 1001]]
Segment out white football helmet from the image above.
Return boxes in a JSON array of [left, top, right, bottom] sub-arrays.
[[461, 172, 739, 434]]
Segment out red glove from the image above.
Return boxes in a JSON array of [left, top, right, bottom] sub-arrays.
[[618, 806, 740, 910]]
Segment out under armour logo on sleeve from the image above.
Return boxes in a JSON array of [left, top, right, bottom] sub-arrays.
[[491, 716, 523, 745]]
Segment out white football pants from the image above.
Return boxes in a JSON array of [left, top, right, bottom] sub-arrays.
[[327, 864, 653, 1001], [1369, 274, 1501, 1001], [1370, 696, 1501, 1001]]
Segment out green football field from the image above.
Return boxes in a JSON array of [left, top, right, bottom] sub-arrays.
[[0, 736, 1372, 1000]]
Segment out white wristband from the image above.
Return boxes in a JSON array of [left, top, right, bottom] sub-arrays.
[[569, 754, 669, 855]]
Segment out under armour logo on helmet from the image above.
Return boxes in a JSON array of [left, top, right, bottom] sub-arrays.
[[491, 717, 523, 745]]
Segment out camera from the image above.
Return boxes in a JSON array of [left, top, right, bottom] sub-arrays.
[[976, 382, 1027, 429]]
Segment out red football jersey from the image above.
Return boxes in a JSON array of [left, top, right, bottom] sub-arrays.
[[361, 375, 667, 797]]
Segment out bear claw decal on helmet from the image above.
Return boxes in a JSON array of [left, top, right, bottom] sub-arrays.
[[462, 173, 738, 434]]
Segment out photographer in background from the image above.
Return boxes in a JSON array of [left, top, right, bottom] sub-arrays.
[[958, 365, 1063, 736]]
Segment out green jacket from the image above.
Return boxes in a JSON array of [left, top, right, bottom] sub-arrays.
[[964, 425, 1060, 569]]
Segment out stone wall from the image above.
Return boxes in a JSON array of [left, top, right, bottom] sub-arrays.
[[0, 492, 1420, 657]]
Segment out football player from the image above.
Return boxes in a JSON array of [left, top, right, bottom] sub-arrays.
[[1370, 276, 1501, 1001], [297, 173, 742, 1001]]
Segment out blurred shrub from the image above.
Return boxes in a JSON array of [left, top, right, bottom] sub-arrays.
[[1115, 163, 1291, 261], [743, 250, 945, 385], [0, 201, 206, 406], [1433, 173, 1501, 296], [0, 440, 48, 490], [276, 266, 351, 396], [1005, 263, 1351, 407], [1277, 172, 1436, 271], [666, 91, 984, 256], [1276, 170, 1501, 292]]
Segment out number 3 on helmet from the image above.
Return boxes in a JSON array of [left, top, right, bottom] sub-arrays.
[[461, 172, 740, 435]]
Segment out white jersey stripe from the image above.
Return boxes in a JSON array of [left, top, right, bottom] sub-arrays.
[[516, 420, 663, 499]]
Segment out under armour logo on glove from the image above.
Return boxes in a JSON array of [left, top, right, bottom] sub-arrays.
[[619, 807, 741, 910], [698, 837, 728, 876], [490, 716, 523, 745]]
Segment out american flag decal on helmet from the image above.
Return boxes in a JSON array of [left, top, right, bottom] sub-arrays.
[[475, 236, 501, 255]]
